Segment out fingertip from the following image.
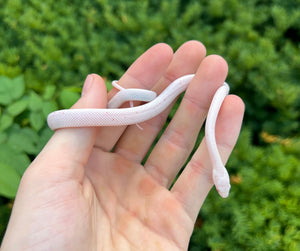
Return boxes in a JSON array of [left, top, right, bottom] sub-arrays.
[[121, 42, 174, 91], [223, 94, 246, 116], [204, 55, 228, 78], [232, 94, 246, 112], [142, 42, 174, 67], [179, 40, 207, 57], [73, 73, 108, 109], [171, 40, 207, 74], [215, 94, 245, 151], [151, 42, 174, 55]]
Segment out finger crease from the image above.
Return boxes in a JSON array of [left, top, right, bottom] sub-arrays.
[[125, 72, 150, 89], [188, 159, 213, 184], [141, 111, 168, 130], [146, 162, 170, 187], [164, 127, 194, 154], [183, 93, 210, 114]]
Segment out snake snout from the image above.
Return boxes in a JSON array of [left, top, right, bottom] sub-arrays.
[[213, 171, 231, 198]]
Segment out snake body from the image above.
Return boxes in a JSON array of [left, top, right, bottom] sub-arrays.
[[47, 74, 230, 197]]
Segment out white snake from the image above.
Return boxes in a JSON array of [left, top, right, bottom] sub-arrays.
[[47, 74, 231, 198]]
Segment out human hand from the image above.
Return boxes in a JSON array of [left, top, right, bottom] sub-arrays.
[[1, 41, 244, 251]]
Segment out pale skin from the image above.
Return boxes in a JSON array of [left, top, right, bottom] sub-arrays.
[[1, 41, 245, 251]]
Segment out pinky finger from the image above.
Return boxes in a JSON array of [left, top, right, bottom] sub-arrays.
[[171, 95, 245, 223]]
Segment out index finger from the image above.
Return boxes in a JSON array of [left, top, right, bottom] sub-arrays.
[[94, 43, 174, 152]]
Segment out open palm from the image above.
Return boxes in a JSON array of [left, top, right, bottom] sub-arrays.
[[1, 41, 244, 251]]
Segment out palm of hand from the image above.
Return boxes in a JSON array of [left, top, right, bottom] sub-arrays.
[[1, 42, 244, 251], [85, 153, 192, 251], [22, 152, 191, 250]]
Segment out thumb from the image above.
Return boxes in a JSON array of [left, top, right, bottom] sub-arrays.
[[30, 74, 107, 180]]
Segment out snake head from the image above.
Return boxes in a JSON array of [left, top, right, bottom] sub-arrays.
[[213, 169, 231, 198]]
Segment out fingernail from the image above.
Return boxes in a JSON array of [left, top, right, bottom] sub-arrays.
[[81, 74, 94, 97]]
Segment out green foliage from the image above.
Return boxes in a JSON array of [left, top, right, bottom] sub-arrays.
[[0, 163, 20, 198], [0, 198, 11, 241], [190, 130, 300, 250], [0, 0, 299, 137], [0, 0, 299, 249], [0, 76, 24, 106], [0, 75, 78, 199]]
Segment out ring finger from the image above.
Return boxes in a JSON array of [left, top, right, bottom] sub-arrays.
[[144, 55, 228, 187]]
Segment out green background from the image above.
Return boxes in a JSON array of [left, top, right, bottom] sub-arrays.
[[0, 0, 300, 250]]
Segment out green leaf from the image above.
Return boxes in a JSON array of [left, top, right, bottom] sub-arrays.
[[42, 100, 58, 118], [29, 91, 43, 112], [29, 111, 45, 131], [0, 132, 7, 144], [0, 76, 14, 105], [36, 127, 53, 151], [11, 75, 25, 100], [0, 144, 30, 176], [0, 203, 11, 238], [43, 85, 56, 100], [59, 88, 80, 108], [7, 128, 39, 154], [0, 113, 13, 131], [0, 76, 25, 105], [0, 162, 21, 198], [6, 98, 28, 116]]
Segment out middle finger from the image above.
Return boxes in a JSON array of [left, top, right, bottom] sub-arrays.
[[113, 41, 206, 162]]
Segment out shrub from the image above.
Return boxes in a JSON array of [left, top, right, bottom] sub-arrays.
[[1, 0, 299, 137], [0, 0, 299, 249], [190, 130, 300, 250]]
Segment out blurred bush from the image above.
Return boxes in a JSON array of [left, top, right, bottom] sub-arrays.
[[0, 0, 299, 249], [190, 130, 300, 250]]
